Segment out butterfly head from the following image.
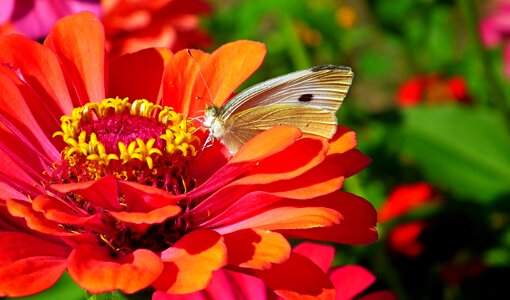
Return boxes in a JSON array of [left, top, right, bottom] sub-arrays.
[[203, 105, 224, 140]]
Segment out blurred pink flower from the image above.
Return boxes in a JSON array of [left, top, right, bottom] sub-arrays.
[[480, 1, 510, 77], [0, 0, 101, 39], [157, 242, 396, 300]]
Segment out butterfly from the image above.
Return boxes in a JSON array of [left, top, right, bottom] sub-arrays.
[[203, 65, 354, 154]]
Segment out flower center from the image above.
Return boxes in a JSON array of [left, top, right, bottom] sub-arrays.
[[50, 97, 200, 194]]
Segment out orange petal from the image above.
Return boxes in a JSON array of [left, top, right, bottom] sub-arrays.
[[224, 229, 291, 270], [254, 252, 335, 300], [162, 48, 210, 116], [214, 205, 341, 234], [32, 195, 98, 225], [328, 126, 358, 155], [50, 176, 123, 211], [108, 48, 171, 103], [67, 244, 163, 294], [153, 230, 227, 294], [231, 126, 302, 163], [44, 12, 105, 104], [6, 199, 74, 236], [109, 204, 181, 225], [187, 126, 302, 201], [0, 34, 73, 114], [234, 137, 328, 185], [193, 40, 266, 107], [278, 191, 378, 245], [259, 155, 347, 199], [0, 232, 70, 297]]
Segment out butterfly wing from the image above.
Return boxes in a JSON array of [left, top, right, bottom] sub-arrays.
[[220, 65, 353, 121], [212, 65, 354, 153], [220, 104, 338, 153]]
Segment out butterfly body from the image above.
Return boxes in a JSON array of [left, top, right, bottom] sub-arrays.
[[203, 65, 354, 153]]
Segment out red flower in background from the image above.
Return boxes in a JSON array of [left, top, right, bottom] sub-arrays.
[[396, 74, 471, 107], [0, 0, 101, 39], [378, 183, 437, 257], [102, 0, 212, 57], [158, 242, 396, 300], [0, 12, 377, 299]]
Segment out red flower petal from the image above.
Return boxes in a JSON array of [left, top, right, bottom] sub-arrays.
[[254, 252, 335, 299], [223, 229, 291, 269], [278, 191, 378, 245], [234, 137, 328, 185], [188, 126, 303, 200], [214, 205, 341, 234], [32, 195, 99, 225], [118, 181, 184, 211], [108, 48, 171, 103], [51, 176, 123, 211], [154, 230, 227, 294], [378, 182, 434, 222], [67, 244, 163, 294], [330, 265, 375, 300], [358, 290, 398, 300], [0, 40, 65, 162], [162, 48, 210, 116], [0, 232, 70, 297], [193, 40, 266, 107], [292, 242, 335, 274], [44, 12, 105, 105], [6, 199, 75, 236], [0, 34, 73, 115]]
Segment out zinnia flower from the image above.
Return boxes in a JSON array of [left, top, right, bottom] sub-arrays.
[[0, 0, 101, 39], [158, 242, 396, 300], [378, 183, 437, 257], [396, 74, 471, 107], [0, 12, 377, 299], [102, 0, 211, 57], [480, 1, 510, 77]]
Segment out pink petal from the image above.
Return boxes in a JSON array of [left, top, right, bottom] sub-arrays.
[[292, 242, 335, 274], [329, 265, 376, 300], [255, 252, 335, 299]]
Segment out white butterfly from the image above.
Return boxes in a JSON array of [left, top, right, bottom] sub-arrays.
[[203, 65, 354, 154]]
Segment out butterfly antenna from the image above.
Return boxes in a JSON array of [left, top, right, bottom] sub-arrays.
[[187, 49, 214, 107]]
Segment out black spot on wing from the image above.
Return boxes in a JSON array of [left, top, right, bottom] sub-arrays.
[[298, 94, 314, 102]]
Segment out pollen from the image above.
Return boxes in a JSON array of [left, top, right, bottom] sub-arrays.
[[51, 97, 200, 192]]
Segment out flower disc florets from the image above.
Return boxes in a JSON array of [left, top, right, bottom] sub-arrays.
[[50, 97, 200, 194]]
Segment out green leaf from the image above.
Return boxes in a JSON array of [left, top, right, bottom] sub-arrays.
[[400, 106, 510, 202], [18, 272, 84, 300], [86, 291, 128, 300]]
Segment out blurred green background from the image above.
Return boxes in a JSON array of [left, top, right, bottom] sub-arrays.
[[19, 0, 510, 299]]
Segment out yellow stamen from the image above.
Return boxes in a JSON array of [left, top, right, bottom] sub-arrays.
[[52, 97, 200, 180]]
